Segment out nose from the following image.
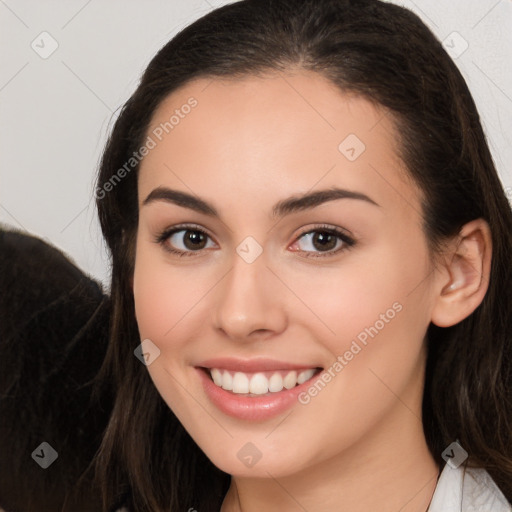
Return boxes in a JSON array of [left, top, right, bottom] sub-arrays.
[[213, 246, 287, 342]]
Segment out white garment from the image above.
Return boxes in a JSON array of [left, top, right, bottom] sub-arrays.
[[428, 463, 511, 511]]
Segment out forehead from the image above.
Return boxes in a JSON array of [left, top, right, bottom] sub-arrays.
[[138, 70, 421, 219]]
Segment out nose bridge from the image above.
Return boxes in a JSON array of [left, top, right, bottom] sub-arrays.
[[213, 237, 284, 339]]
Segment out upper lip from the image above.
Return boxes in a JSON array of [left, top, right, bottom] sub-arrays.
[[197, 357, 322, 373]]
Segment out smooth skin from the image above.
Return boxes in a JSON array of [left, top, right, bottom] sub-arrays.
[[132, 69, 492, 512]]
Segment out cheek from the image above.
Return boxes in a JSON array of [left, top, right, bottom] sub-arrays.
[[133, 243, 183, 341], [133, 269, 169, 341], [306, 241, 431, 366], [287, 251, 412, 338], [132, 243, 217, 347]]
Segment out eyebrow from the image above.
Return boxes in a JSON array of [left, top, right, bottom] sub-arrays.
[[142, 186, 380, 219]]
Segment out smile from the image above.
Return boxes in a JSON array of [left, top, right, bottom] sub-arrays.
[[208, 368, 322, 395], [195, 358, 325, 420]]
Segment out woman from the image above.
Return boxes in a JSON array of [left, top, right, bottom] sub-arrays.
[[93, 0, 512, 510]]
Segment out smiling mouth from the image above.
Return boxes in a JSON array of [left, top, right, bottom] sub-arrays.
[[198, 367, 323, 396]]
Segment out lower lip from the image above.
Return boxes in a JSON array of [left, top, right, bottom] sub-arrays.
[[195, 367, 321, 422]]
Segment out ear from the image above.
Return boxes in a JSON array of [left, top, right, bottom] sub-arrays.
[[430, 218, 492, 328]]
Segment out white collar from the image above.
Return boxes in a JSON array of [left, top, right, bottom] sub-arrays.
[[428, 463, 511, 511]]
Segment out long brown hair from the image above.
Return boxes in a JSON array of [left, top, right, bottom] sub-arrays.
[[93, 0, 512, 509]]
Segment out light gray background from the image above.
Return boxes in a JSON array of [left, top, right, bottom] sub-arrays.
[[1, 0, 511, 289]]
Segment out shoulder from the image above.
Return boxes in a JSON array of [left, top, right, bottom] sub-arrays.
[[429, 462, 512, 512]]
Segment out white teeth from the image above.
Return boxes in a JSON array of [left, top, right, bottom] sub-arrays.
[[249, 373, 268, 395], [232, 372, 249, 393], [297, 368, 316, 384], [268, 372, 283, 392], [221, 370, 233, 391], [208, 367, 319, 394], [283, 370, 297, 389], [211, 368, 223, 387]]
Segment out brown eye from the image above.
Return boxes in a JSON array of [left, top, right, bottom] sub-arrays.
[[291, 225, 355, 258], [156, 225, 215, 257], [310, 231, 338, 251], [180, 230, 208, 250]]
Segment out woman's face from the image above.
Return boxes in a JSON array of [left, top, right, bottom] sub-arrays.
[[133, 70, 439, 477]]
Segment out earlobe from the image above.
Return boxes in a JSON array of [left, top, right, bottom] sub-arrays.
[[431, 219, 492, 328]]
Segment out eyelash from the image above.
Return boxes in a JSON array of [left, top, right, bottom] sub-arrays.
[[154, 223, 356, 259]]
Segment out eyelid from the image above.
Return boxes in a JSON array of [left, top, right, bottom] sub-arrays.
[[155, 223, 215, 240], [295, 223, 353, 241]]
